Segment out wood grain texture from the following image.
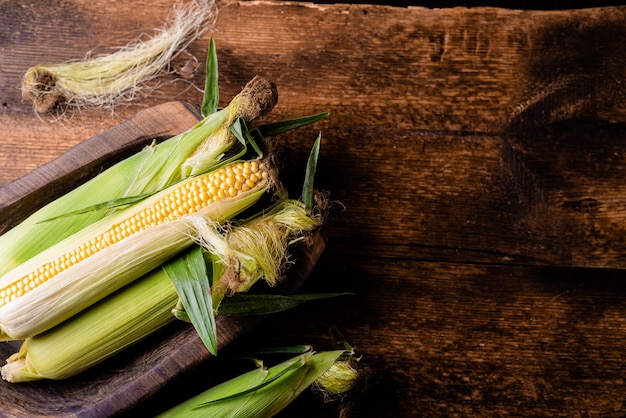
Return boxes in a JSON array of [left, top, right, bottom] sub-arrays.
[[2, 1, 626, 417]]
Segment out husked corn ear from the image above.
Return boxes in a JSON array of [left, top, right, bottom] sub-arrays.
[[0, 160, 272, 341], [0, 160, 269, 306]]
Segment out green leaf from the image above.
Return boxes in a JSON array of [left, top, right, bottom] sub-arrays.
[[207, 252, 228, 310], [259, 112, 329, 137], [196, 357, 308, 407], [201, 38, 219, 117], [302, 134, 321, 212], [39, 193, 154, 223], [163, 246, 218, 355], [231, 118, 263, 158], [249, 345, 313, 356], [231, 118, 246, 147], [218, 293, 351, 316]]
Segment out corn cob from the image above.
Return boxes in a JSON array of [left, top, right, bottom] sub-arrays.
[[1, 199, 319, 382], [0, 76, 277, 278], [157, 350, 357, 418], [0, 159, 272, 341]]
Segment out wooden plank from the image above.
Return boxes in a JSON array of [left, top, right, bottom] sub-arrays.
[[239, 255, 626, 417], [3, 3, 626, 178], [0, 2, 623, 129], [2, 2, 626, 268]]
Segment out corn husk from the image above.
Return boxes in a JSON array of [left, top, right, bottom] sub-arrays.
[[1, 267, 178, 382], [158, 350, 355, 418]]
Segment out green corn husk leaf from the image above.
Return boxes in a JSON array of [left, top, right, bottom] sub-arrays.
[[201, 37, 219, 117], [0, 160, 271, 341], [303, 134, 321, 212], [258, 112, 329, 138], [0, 267, 179, 382], [158, 350, 350, 418], [172, 293, 348, 322], [40, 193, 156, 222], [0, 76, 278, 278], [164, 246, 218, 355], [232, 118, 264, 158], [216, 293, 350, 316], [171, 292, 347, 322]]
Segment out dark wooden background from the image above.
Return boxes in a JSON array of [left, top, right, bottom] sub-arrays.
[[2, 1, 626, 416]]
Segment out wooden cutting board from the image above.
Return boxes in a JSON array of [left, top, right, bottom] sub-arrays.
[[0, 101, 327, 417]]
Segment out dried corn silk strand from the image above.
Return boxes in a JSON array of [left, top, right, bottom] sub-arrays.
[[21, 0, 217, 113]]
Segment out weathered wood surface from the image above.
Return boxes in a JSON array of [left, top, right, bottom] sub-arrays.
[[2, 1, 626, 416]]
